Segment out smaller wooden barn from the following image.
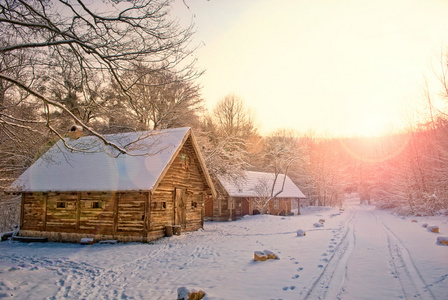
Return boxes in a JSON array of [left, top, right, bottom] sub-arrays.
[[206, 171, 305, 221], [8, 127, 215, 242]]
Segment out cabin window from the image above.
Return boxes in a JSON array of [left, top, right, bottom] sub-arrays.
[[191, 201, 198, 209], [56, 201, 66, 209], [152, 201, 166, 210], [274, 198, 279, 209], [91, 201, 102, 209]]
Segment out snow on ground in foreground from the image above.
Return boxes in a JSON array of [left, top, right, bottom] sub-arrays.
[[0, 202, 447, 300]]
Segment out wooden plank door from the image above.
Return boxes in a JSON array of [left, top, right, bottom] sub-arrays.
[[174, 188, 186, 227], [204, 195, 213, 217]]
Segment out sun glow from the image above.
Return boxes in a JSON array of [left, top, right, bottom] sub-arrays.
[[353, 114, 391, 138]]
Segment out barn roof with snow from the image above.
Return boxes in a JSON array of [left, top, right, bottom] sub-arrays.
[[10, 127, 215, 194], [218, 171, 305, 199]]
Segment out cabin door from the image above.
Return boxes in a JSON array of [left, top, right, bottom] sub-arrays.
[[204, 195, 213, 217], [242, 198, 251, 216], [174, 188, 186, 227]]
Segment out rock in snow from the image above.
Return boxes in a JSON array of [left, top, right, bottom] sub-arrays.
[[427, 226, 439, 233], [80, 237, 94, 245], [297, 229, 306, 236], [254, 250, 279, 261], [263, 249, 280, 260], [254, 251, 268, 261], [177, 287, 206, 300], [313, 222, 324, 228], [436, 237, 448, 246]]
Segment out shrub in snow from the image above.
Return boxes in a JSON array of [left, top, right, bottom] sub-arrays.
[[319, 219, 325, 223], [427, 226, 439, 233], [177, 287, 205, 300], [422, 223, 428, 228], [436, 237, 448, 246], [411, 219, 417, 223], [297, 229, 306, 236], [313, 222, 324, 228]]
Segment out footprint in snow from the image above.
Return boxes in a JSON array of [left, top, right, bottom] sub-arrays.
[[292, 274, 300, 279]]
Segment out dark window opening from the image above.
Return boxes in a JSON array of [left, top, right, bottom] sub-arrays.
[[56, 201, 66, 208], [152, 201, 166, 210], [92, 201, 101, 209]]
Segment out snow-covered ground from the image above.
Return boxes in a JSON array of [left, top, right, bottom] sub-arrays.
[[1, 199, 447, 299]]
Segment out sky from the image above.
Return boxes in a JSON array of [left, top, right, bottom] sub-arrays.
[[172, 0, 448, 137]]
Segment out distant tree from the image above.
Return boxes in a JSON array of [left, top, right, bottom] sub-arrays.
[[212, 94, 257, 140], [199, 95, 257, 182], [297, 133, 347, 206]]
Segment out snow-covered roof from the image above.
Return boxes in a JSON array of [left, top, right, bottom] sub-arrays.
[[10, 127, 210, 192], [219, 171, 306, 199]]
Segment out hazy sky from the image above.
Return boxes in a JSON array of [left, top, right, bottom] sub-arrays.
[[172, 0, 448, 136]]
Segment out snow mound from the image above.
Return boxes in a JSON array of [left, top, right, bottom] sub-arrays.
[[313, 222, 324, 228]]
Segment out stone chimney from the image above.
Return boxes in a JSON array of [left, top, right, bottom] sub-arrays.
[[68, 125, 84, 140]]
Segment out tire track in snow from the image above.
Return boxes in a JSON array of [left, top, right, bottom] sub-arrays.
[[302, 208, 357, 300], [372, 211, 437, 300]]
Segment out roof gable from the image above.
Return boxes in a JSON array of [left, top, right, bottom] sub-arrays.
[[10, 127, 214, 193], [218, 171, 305, 198]]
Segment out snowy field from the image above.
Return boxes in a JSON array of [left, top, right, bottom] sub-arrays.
[[1, 199, 447, 300]]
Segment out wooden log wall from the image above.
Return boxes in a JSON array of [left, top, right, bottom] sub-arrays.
[[21, 191, 148, 238], [150, 137, 207, 235], [116, 192, 146, 233], [21, 193, 45, 230], [267, 198, 292, 215], [79, 192, 114, 233], [46, 192, 77, 230], [210, 181, 230, 220]]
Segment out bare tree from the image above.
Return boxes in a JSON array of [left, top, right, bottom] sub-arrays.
[[106, 64, 203, 131], [0, 0, 201, 153], [212, 94, 257, 140]]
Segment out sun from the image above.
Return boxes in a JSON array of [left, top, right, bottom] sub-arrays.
[[353, 113, 390, 137]]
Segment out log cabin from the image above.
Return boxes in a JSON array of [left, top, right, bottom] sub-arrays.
[[8, 127, 216, 243], [206, 171, 305, 221]]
